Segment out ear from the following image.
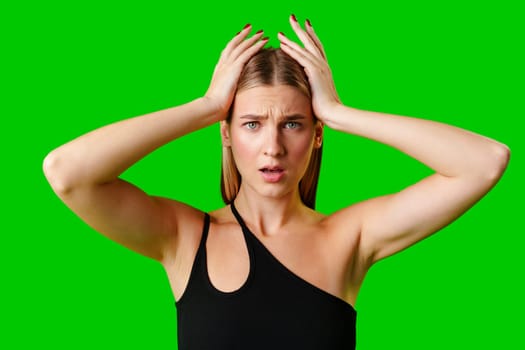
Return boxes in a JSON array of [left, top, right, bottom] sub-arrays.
[[314, 120, 324, 148], [220, 120, 232, 147]]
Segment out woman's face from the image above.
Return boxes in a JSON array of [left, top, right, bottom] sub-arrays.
[[221, 84, 323, 199]]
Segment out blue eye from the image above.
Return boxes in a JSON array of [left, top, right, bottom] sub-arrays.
[[245, 121, 258, 129], [285, 121, 300, 129]]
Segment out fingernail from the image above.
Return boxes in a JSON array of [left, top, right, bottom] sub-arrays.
[[236, 31, 240, 35], [291, 14, 297, 22], [306, 18, 312, 27], [278, 31, 286, 37], [256, 29, 263, 34], [261, 36, 269, 41], [243, 23, 251, 29]]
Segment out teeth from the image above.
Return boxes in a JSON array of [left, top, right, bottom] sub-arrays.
[[262, 169, 281, 172]]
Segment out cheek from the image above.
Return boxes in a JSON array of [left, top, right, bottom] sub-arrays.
[[230, 133, 258, 164], [230, 128, 314, 162], [289, 135, 315, 157]]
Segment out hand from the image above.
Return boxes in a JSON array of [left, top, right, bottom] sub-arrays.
[[277, 15, 342, 127], [204, 24, 268, 122]]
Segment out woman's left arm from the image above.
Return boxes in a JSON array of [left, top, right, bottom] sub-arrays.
[[327, 103, 510, 180], [279, 15, 510, 266], [325, 103, 510, 264]]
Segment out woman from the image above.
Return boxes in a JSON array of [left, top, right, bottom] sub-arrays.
[[43, 15, 510, 350]]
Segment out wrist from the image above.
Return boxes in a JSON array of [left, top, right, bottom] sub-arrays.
[[200, 95, 228, 122], [318, 102, 345, 129]]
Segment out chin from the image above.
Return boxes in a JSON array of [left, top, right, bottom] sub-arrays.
[[257, 183, 297, 199]]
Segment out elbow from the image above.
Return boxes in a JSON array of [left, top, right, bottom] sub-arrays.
[[485, 143, 511, 183], [43, 152, 74, 195]]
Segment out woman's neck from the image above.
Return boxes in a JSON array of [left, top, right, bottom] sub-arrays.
[[233, 185, 308, 237]]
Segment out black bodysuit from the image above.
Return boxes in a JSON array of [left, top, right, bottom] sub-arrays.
[[175, 201, 357, 349]]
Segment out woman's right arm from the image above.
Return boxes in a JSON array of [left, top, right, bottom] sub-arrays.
[[42, 97, 221, 263], [43, 24, 268, 263]]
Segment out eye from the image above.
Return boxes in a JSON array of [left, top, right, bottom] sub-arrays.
[[244, 121, 259, 130], [284, 121, 301, 129]]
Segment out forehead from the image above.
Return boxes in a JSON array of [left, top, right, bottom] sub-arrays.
[[233, 85, 311, 116]]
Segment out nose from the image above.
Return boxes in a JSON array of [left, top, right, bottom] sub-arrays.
[[263, 126, 285, 157]]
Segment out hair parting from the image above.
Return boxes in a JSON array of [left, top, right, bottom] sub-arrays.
[[220, 47, 323, 209]]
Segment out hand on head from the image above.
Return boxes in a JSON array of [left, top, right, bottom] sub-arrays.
[[204, 24, 268, 123], [204, 16, 342, 127], [278, 14, 342, 126]]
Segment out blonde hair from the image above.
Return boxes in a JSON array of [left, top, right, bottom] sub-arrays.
[[220, 47, 323, 209]]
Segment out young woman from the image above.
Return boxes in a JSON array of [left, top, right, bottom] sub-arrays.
[[43, 14, 510, 350]]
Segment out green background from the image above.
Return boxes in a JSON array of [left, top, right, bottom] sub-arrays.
[[2, 0, 522, 348]]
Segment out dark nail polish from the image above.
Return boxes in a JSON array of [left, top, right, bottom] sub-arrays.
[[256, 29, 263, 34], [291, 14, 297, 22], [236, 31, 240, 35], [306, 18, 312, 27], [278, 31, 286, 37], [244, 23, 251, 29], [261, 36, 269, 41]]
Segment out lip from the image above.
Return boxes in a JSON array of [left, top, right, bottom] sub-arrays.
[[259, 165, 285, 171], [259, 168, 286, 183]]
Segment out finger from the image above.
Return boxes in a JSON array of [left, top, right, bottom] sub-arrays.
[[236, 36, 269, 64], [229, 30, 265, 62], [279, 40, 317, 73], [277, 32, 318, 68], [219, 24, 253, 62], [288, 14, 324, 60], [305, 19, 327, 60]]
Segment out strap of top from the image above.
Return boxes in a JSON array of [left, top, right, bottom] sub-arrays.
[[230, 200, 248, 230], [201, 212, 211, 246]]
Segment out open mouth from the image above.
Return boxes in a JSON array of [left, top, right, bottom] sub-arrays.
[[259, 167, 285, 182], [260, 168, 284, 173]]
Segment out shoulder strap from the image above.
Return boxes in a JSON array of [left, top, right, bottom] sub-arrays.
[[230, 200, 248, 230], [199, 212, 211, 248]]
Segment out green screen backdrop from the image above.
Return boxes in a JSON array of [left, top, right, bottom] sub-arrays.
[[2, 0, 522, 349]]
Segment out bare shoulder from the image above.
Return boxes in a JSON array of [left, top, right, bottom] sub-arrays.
[[207, 205, 235, 223], [321, 202, 364, 240], [160, 198, 208, 266]]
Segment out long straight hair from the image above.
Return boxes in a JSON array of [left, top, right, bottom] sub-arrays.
[[220, 47, 323, 209]]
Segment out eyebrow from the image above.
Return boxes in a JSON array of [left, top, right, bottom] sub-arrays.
[[239, 114, 307, 120]]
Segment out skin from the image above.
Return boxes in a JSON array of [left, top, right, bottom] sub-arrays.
[[219, 85, 323, 235], [43, 16, 510, 311]]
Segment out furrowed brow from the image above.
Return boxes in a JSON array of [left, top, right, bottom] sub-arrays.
[[239, 114, 267, 120], [284, 114, 307, 121], [239, 114, 307, 120]]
